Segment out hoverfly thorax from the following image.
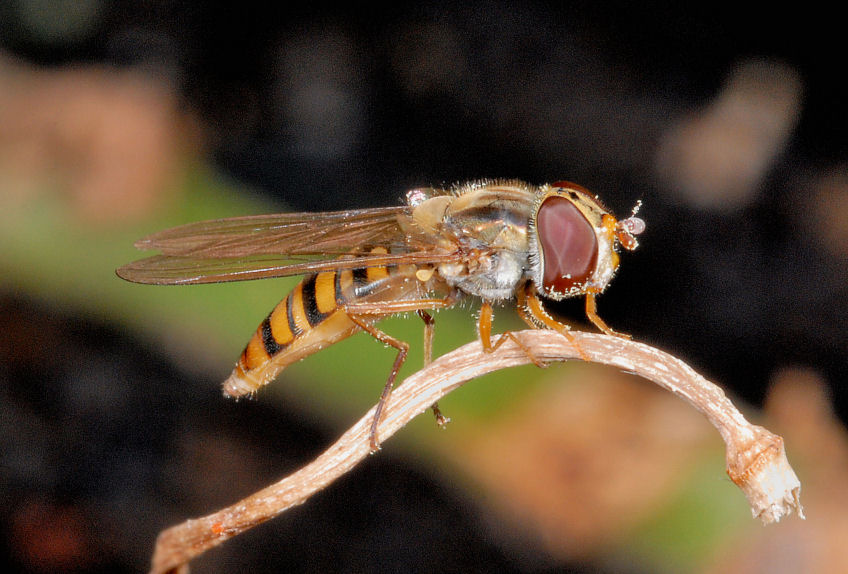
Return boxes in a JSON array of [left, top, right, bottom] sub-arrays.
[[528, 181, 644, 300]]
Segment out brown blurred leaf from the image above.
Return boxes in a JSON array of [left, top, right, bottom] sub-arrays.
[[449, 364, 715, 558]]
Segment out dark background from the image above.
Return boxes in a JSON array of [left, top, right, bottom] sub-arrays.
[[1, 2, 844, 572]]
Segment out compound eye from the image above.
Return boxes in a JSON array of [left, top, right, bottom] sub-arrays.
[[537, 196, 598, 295]]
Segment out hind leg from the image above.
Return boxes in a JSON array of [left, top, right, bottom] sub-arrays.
[[347, 316, 409, 452], [344, 292, 457, 451]]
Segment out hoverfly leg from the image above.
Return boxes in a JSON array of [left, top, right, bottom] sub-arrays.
[[418, 310, 434, 365], [417, 310, 450, 428], [585, 292, 631, 339], [478, 301, 549, 367], [477, 301, 496, 351], [343, 292, 459, 451], [518, 284, 591, 362], [347, 315, 409, 453]]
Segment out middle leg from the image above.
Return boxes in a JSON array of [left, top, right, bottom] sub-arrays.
[[417, 310, 450, 427]]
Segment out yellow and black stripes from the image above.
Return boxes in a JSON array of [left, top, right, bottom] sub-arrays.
[[260, 316, 282, 355], [236, 248, 395, 377], [255, 272, 335, 362]]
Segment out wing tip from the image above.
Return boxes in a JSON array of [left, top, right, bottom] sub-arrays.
[[115, 262, 150, 284]]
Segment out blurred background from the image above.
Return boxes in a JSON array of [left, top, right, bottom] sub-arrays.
[[1, 2, 846, 572]]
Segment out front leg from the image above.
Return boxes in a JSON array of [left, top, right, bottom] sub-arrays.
[[585, 290, 631, 339], [477, 300, 548, 367], [517, 283, 591, 361]]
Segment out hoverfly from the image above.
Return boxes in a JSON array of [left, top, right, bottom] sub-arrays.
[[117, 180, 644, 449]]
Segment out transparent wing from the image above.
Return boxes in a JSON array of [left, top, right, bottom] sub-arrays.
[[116, 205, 461, 285], [134, 206, 412, 258], [116, 250, 460, 285]]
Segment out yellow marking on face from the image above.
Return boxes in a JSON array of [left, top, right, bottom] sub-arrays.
[[601, 214, 617, 241]]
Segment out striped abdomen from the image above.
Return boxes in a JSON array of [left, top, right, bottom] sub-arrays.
[[222, 257, 417, 398]]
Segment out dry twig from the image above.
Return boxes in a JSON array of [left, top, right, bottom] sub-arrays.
[[150, 330, 804, 573]]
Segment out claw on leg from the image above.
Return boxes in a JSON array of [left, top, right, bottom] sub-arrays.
[[347, 315, 408, 452], [585, 292, 631, 339], [517, 284, 592, 361], [478, 301, 550, 367]]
